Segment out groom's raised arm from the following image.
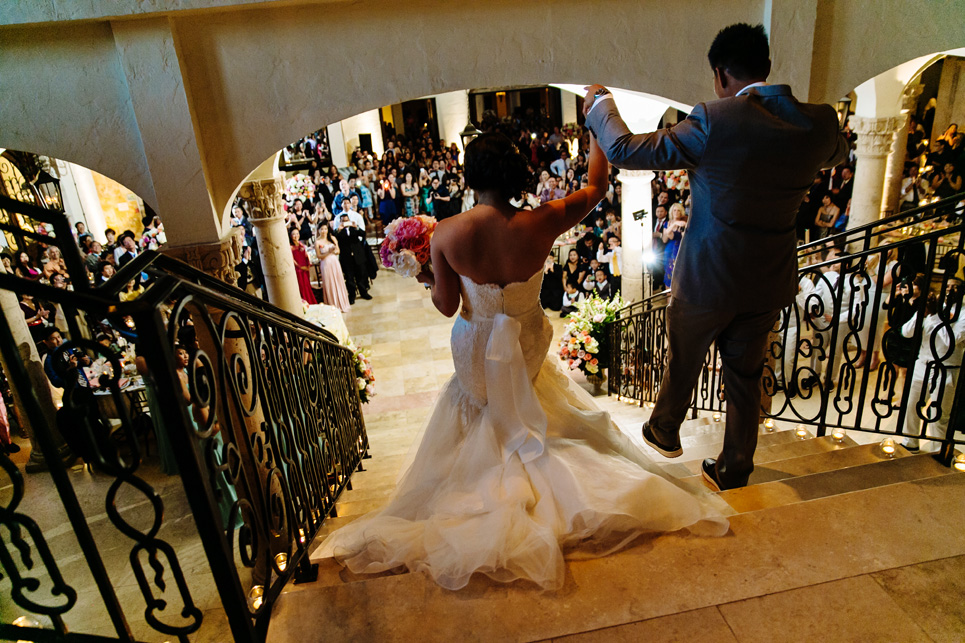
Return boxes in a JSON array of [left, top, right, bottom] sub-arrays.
[[585, 96, 708, 172]]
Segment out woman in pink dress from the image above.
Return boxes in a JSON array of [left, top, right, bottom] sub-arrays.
[[315, 223, 350, 312], [290, 228, 317, 305]]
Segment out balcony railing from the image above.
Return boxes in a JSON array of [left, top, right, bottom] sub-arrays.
[[0, 195, 368, 641], [609, 193, 965, 466]]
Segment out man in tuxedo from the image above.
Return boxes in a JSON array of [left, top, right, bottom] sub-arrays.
[[584, 23, 849, 490], [335, 213, 372, 302]]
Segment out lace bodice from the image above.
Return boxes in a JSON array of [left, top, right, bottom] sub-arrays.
[[451, 271, 553, 404]]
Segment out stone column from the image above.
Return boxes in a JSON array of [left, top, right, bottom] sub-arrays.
[[881, 85, 924, 217], [848, 116, 904, 230], [237, 178, 303, 315], [617, 169, 653, 303]]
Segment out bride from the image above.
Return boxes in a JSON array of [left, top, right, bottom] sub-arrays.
[[315, 132, 728, 591]]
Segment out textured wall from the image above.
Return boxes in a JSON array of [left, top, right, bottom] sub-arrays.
[[1, 0, 959, 245], [0, 22, 157, 209]]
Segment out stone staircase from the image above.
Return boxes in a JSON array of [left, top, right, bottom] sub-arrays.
[[268, 401, 965, 642]]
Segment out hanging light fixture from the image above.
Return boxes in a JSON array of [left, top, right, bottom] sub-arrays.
[[459, 122, 483, 149], [31, 168, 63, 211]]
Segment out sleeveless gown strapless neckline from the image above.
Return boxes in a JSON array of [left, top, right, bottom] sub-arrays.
[[315, 270, 727, 590]]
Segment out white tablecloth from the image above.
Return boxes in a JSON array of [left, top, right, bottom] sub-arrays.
[[304, 304, 350, 344]]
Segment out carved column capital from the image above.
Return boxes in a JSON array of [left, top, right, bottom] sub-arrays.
[[901, 83, 925, 112], [162, 226, 245, 286], [237, 178, 286, 222], [617, 169, 654, 182], [851, 116, 904, 158]]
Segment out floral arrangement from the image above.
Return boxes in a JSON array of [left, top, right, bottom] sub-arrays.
[[558, 292, 627, 376], [346, 339, 375, 403], [379, 215, 436, 278], [285, 173, 315, 201], [664, 169, 690, 192]]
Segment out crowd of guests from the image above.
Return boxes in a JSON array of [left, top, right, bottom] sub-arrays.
[[231, 107, 629, 316], [796, 113, 965, 245]]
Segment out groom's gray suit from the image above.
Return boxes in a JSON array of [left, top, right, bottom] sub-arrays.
[[586, 85, 849, 486]]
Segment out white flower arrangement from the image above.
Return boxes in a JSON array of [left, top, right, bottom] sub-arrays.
[[558, 292, 626, 377]]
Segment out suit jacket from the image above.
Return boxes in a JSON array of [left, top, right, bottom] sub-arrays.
[[586, 85, 849, 312]]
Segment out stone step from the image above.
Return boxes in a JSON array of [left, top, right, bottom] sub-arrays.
[[713, 453, 954, 514], [662, 435, 860, 478], [678, 441, 908, 488], [647, 428, 804, 465], [270, 475, 965, 643]]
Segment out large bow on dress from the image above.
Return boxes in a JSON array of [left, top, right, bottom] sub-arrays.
[[484, 313, 547, 463]]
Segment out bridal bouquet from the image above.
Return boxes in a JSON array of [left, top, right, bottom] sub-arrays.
[[559, 292, 627, 376], [285, 173, 315, 201], [379, 215, 436, 278]]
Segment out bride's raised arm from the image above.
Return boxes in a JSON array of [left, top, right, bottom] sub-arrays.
[[533, 134, 609, 236]]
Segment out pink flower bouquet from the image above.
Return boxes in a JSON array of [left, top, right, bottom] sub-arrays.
[[379, 215, 437, 278]]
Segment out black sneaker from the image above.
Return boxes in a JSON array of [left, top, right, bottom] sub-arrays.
[[642, 422, 682, 458], [359, 292, 373, 300], [701, 458, 724, 491]]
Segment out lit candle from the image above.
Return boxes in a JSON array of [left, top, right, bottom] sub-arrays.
[[954, 453, 965, 472], [795, 425, 808, 439], [712, 412, 721, 422], [274, 552, 288, 572], [248, 585, 264, 610], [881, 438, 896, 457], [831, 428, 847, 442]]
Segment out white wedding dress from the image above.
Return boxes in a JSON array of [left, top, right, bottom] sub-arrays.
[[315, 271, 728, 590]]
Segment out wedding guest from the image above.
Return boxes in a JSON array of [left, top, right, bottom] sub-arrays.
[[561, 280, 585, 317], [651, 204, 669, 288], [539, 176, 566, 204], [42, 246, 67, 280], [400, 172, 420, 218], [289, 228, 317, 305], [103, 228, 118, 261], [900, 291, 965, 452], [84, 240, 103, 272], [561, 248, 587, 291], [377, 176, 399, 227], [139, 213, 165, 250], [335, 213, 372, 302], [597, 235, 623, 294], [813, 193, 840, 238], [662, 203, 688, 289], [14, 251, 41, 280], [429, 176, 452, 220], [315, 224, 350, 313], [94, 261, 115, 286], [115, 232, 139, 267], [593, 268, 614, 299], [576, 232, 600, 263], [20, 292, 50, 340]]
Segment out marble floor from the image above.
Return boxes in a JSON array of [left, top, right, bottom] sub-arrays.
[[268, 268, 965, 643]]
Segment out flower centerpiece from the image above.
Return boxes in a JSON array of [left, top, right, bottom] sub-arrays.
[[285, 173, 315, 201], [664, 169, 690, 193], [379, 215, 436, 278], [345, 338, 375, 403], [558, 292, 627, 379]]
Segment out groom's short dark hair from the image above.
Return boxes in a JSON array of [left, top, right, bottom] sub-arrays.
[[708, 23, 771, 81]]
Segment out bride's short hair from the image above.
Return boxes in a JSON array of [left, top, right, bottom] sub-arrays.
[[464, 132, 533, 203]]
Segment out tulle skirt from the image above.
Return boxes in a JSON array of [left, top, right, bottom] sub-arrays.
[[315, 357, 728, 590]]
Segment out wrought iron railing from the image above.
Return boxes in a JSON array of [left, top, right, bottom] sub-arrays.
[[0, 196, 368, 641], [609, 193, 965, 466]]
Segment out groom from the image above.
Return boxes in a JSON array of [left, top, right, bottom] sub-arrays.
[[583, 23, 849, 490]]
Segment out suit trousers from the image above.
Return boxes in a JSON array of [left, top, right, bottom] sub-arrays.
[[649, 297, 780, 487]]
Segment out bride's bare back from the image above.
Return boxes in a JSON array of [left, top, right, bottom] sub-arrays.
[[425, 135, 608, 316]]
